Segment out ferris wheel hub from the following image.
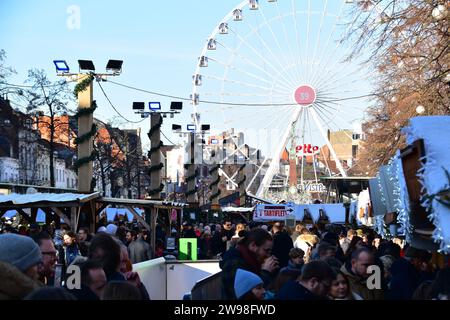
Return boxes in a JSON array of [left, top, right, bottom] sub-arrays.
[[293, 85, 316, 106]]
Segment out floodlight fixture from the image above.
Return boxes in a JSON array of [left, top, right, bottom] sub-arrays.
[[201, 124, 210, 131], [149, 102, 161, 111], [106, 60, 123, 74], [53, 60, 70, 73], [170, 101, 183, 110], [78, 60, 95, 71], [133, 102, 145, 110], [172, 124, 182, 131], [187, 124, 196, 132]]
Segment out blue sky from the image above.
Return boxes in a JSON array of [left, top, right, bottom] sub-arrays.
[[1, 0, 373, 155]]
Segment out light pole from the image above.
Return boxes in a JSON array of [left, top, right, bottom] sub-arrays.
[[133, 101, 182, 200], [53, 59, 123, 193], [172, 123, 210, 205]]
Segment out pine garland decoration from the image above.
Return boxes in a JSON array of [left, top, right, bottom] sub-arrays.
[[147, 116, 163, 139], [148, 183, 165, 196], [73, 100, 98, 119], [73, 73, 95, 98], [148, 163, 164, 174], [74, 123, 97, 145], [148, 141, 164, 156], [74, 151, 98, 171], [73, 99, 98, 170]]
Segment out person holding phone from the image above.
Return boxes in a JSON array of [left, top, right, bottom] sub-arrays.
[[220, 228, 279, 299]]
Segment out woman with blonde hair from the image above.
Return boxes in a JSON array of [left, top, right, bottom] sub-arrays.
[[293, 233, 319, 263]]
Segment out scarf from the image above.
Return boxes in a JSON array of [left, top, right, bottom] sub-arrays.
[[237, 244, 261, 274]]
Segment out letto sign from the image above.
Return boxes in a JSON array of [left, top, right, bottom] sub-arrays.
[[296, 144, 320, 155]]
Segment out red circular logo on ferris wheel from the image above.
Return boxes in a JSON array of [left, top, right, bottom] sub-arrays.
[[294, 85, 316, 106]]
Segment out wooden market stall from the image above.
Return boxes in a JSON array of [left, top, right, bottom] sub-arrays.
[[0, 192, 100, 233], [95, 197, 186, 257]]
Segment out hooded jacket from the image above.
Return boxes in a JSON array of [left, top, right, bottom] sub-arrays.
[[220, 246, 274, 299], [0, 261, 44, 300], [340, 263, 384, 300]]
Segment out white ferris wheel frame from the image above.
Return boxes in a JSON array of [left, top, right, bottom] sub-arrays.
[[191, 0, 388, 200]]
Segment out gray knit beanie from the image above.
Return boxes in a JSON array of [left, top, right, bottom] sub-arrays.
[[0, 234, 42, 272]]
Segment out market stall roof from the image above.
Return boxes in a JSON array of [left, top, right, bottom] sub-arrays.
[[320, 176, 373, 194], [97, 197, 187, 208], [401, 116, 450, 253], [221, 206, 255, 213], [0, 192, 100, 208]]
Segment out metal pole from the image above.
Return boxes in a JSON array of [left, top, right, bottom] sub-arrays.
[[148, 113, 163, 199], [186, 132, 198, 204], [238, 145, 249, 207]]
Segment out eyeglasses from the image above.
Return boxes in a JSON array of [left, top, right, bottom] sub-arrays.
[[225, 224, 232, 227]]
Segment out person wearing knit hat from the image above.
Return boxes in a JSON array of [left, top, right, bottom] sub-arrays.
[[0, 233, 42, 275], [106, 224, 118, 236], [0, 234, 44, 299], [234, 269, 265, 300]]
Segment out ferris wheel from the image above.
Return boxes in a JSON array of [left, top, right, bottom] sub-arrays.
[[191, 0, 380, 202]]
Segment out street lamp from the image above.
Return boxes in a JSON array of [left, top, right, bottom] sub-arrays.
[[53, 60, 70, 74], [53, 58, 123, 194], [106, 60, 123, 74], [78, 60, 95, 72], [416, 105, 426, 115], [133, 101, 182, 200]]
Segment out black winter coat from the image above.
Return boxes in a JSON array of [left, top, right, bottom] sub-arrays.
[[272, 231, 293, 269]]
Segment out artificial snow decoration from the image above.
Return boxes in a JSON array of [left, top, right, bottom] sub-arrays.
[[357, 189, 371, 226], [402, 116, 450, 253], [391, 151, 413, 242], [374, 215, 386, 238]]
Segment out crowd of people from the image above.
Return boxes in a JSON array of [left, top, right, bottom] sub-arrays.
[[0, 215, 449, 300], [216, 221, 450, 300], [0, 219, 155, 300]]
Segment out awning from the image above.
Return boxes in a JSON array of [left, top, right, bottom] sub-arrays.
[[0, 192, 100, 208], [221, 206, 254, 213]]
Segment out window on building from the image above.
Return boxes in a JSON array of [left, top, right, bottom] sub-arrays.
[[352, 145, 358, 159]]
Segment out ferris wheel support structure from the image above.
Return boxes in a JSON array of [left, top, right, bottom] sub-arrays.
[[256, 106, 302, 197]]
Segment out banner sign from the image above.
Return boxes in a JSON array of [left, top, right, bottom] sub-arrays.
[[254, 204, 295, 221], [254, 203, 345, 223]]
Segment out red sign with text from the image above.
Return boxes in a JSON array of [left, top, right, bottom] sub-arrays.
[[296, 144, 319, 155]]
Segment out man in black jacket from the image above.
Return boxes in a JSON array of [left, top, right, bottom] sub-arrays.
[[211, 219, 234, 257], [181, 222, 197, 239], [271, 222, 293, 269], [277, 260, 335, 300]]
